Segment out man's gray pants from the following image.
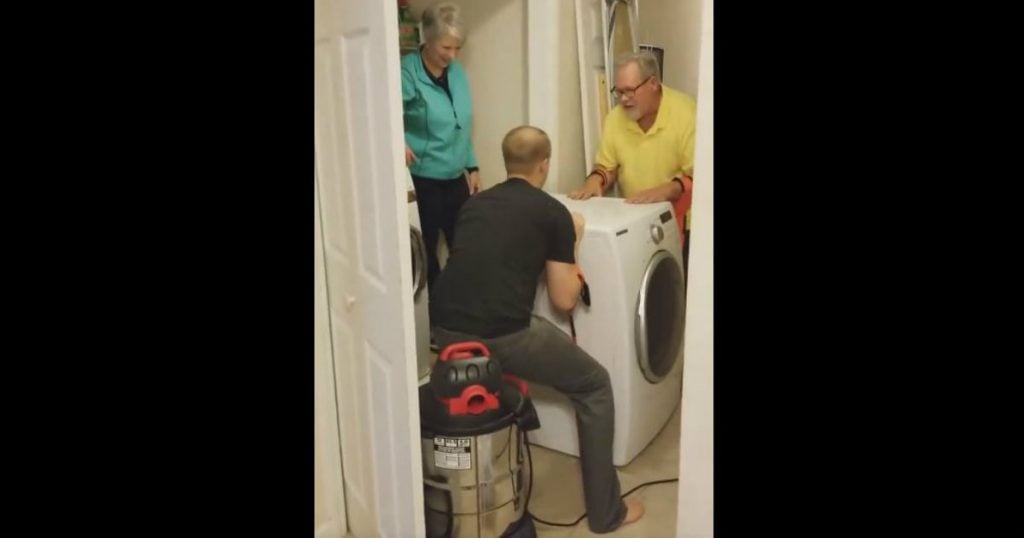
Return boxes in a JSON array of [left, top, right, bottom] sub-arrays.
[[433, 314, 628, 533]]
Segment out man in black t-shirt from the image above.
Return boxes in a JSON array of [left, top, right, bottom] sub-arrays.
[[430, 126, 645, 532]]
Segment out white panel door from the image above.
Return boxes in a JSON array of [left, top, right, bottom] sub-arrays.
[[314, 0, 425, 535], [676, 0, 714, 536], [315, 170, 347, 538]]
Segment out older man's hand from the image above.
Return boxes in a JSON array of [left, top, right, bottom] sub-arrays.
[[625, 183, 675, 204], [569, 175, 604, 200]]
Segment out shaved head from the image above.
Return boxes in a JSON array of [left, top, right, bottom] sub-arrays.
[[502, 126, 551, 176]]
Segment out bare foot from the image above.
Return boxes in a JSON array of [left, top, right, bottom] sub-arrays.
[[622, 498, 645, 525]]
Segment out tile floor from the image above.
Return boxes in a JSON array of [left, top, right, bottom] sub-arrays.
[[418, 350, 683, 537], [526, 404, 682, 537]]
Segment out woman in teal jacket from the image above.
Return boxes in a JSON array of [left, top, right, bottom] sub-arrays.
[[401, 2, 479, 291]]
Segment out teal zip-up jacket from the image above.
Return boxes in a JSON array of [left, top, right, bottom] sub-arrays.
[[400, 51, 478, 180]]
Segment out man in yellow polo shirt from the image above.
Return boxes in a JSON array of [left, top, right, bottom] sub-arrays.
[[570, 50, 696, 262]]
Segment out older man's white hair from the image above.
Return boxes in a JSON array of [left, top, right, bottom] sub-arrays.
[[615, 50, 661, 82]]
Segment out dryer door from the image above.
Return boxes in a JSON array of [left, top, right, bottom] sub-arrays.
[[634, 250, 686, 383], [410, 226, 428, 301]]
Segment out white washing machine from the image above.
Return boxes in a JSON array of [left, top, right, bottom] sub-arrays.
[[407, 170, 433, 383], [531, 194, 686, 466]]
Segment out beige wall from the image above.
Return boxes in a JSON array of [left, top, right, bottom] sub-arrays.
[[408, 0, 527, 190], [635, 0, 704, 98], [405, 0, 583, 191], [404, 0, 701, 190], [554, 0, 586, 193]]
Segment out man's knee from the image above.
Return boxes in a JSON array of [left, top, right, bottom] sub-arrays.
[[572, 360, 612, 395]]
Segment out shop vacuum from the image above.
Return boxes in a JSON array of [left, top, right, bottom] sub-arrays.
[[419, 342, 540, 538]]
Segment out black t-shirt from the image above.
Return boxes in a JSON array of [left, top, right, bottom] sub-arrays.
[[430, 177, 576, 338]]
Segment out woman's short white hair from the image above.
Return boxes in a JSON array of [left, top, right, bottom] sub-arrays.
[[421, 2, 466, 44]]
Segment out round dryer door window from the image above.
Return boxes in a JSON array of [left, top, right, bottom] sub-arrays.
[[634, 250, 686, 384], [410, 227, 427, 301]]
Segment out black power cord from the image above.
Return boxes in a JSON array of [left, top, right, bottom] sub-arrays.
[[522, 431, 680, 528]]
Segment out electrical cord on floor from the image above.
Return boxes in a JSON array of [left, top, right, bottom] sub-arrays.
[[522, 431, 679, 528]]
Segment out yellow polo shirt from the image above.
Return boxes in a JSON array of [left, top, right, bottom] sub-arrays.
[[595, 85, 696, 227]]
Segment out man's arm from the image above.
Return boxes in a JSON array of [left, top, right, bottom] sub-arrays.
[[571, 111, 621, 200], [545, 260, 583, 312], [570, 166, 619, 200], [624, 173, 689, 204], [545, 212, 586, 312]]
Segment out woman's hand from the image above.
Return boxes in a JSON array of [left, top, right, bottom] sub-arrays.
[[467, 170, 481, 194], [404, 145, 417, 167]]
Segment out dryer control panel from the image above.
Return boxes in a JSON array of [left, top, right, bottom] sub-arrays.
[[650, 224, 664, 244]]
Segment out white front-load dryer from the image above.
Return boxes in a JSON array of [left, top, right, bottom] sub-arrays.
[[531, 194, 686, 466], [407, 170, 433, 383]]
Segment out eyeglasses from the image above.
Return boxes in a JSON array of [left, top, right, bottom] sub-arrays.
[[611, 76, 654, 99]]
